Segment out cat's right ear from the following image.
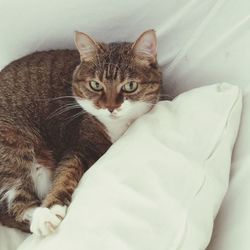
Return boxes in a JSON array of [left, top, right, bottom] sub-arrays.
[[74, 31, 99, 61]]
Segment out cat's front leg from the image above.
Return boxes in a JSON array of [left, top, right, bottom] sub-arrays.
[[29, 154, 84, 236], [30, 119, 112, 236]]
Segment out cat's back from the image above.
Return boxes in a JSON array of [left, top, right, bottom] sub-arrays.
[[0, 49, 79, 92], [0, 50, 80, 121]]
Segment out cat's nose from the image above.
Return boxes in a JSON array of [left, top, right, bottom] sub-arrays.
[[107, 104, 121, 113], [108, 107, 115, 113]]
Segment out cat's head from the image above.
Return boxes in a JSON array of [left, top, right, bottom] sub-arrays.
[[72, 30, 162, 122]]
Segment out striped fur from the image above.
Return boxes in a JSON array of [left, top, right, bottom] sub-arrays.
[[0, 30, 162, 234]]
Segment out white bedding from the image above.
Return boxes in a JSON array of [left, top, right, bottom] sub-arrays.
[[18, 83, 242, 250], [1, 0, 250, 249], [206, 91, 250, 250]]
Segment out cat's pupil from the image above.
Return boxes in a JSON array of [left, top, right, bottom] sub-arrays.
[[129, 82, 133, 89]]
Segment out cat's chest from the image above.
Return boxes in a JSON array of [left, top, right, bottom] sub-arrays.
[[99, 117, 131, 143]]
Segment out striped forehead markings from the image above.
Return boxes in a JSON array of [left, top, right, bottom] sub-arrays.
[[103, 63, 121, 81]]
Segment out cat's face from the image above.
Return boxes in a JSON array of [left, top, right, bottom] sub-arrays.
[[72, 30, 162, 122]]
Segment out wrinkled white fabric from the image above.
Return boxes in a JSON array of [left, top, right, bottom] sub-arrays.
[[206, 91, 250, 250], [0, 225, 28, 250], [17, 83, 242, 250]]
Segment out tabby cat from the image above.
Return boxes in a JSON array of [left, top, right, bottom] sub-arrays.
[[0, 30, 162, 235]]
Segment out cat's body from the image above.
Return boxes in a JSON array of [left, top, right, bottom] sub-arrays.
[[0, 30, 162, 235], [0, 49, 111, 232]]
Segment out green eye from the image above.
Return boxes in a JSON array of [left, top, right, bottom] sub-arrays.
[[122, 81, 138, 93], [89, 80, 103, 91]]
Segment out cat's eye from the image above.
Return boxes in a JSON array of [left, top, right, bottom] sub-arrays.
[[89, 80, 103, 91], [122, 81, 138, 93]]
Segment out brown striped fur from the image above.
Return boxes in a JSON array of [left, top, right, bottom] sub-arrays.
[[0, 30, 162, 233]]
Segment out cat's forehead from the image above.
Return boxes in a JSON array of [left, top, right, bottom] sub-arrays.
[[99, 43, 133, 68], [101, 42, 132, 62], [76, 42, 136, 82]]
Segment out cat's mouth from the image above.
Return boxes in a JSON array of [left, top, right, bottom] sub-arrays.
[[109, 113, 120, 119]]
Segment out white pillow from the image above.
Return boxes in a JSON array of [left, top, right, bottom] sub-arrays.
[[0, 224, 28, 250], [18, 83, 242, 250], [206, 90, 250, 250]]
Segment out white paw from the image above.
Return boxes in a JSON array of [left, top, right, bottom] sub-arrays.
[[30, 205, 67, 236], [50, 204, 67, 220]]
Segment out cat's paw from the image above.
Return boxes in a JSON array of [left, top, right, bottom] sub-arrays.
[[50, 204, 67, 220], [30, 205, 67, 236]]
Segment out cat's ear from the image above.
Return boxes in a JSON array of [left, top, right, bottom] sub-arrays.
[[74, 31, 100, 61], [132, 29, 157, 63]]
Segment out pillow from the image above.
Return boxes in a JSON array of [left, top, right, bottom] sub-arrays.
[[0, 224, 28, 250], [18, 83, 242, 250], [206, 90, 250, 250]]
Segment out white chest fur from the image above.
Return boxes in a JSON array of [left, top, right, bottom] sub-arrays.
[[98, 117, 132, 143], [31, 163, 52, 200], [76, 99, 151, 143]]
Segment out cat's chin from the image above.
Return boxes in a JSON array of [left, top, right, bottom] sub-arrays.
[[76, 98, 152, 125], [109, 114, 120, 120], [91, 109, 125, 121], [98, 113, 125, 121]]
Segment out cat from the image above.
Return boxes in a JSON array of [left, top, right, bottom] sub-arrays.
[[0, 30, 162, 235]]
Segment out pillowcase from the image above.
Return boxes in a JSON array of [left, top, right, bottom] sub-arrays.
[[18, 83, 242, 250], [207, 90, 250, 250], [0, 224, 28, 250]]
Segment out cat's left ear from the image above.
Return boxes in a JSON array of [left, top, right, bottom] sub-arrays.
[[132, 29, 157, 63], [74, 31, 100, 61]]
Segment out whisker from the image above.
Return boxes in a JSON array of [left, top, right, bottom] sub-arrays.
[[36, 95, 81, 102], [64, 110, 87, 126], [46, 103, 81, 120], [144, 100, 172, 106], [10, 96, 78, 105], [158, 93, 173, 101], [146, 102, 169, 106], [158, 94, 173, 97], [47, 96, 76, 101]]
